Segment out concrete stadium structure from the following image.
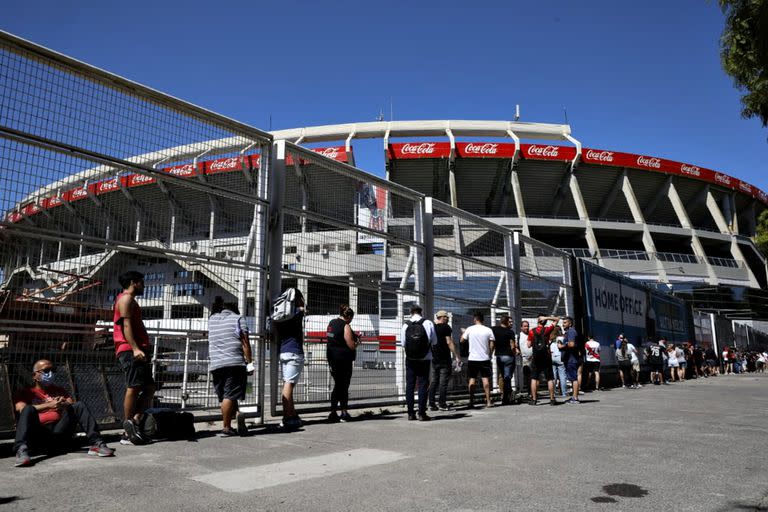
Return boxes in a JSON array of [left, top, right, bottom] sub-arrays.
[[3, 120, 767, 323]]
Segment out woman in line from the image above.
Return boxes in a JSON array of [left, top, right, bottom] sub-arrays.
[[667, 344, 679, 382], [550, 326, 567, 397], [615, 339, 633, 390], [326, 305, 359, 422], [676, 343, 687, 381]]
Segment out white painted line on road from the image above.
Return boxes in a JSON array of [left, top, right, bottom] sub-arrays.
[[191, 448, 407, 493]]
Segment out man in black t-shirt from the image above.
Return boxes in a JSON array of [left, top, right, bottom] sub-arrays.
[[428, 311, 461, 411], [492, 315, 516, 405], [645, 340, 664, 385]]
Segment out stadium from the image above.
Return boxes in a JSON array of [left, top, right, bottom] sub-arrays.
[[4, 119, 767, 321]]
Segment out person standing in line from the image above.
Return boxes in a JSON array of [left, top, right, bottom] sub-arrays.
[[527, 315, 559, 406], [114, 270, 154, 446], [693, 344, 706, 378], [667, 344, 679, 382], [676, 343, 687, 381], [550, 326, 567, 398], [705, 346, 719, 376], [274, 289, 306, 430], [583, 335, 602, 391], [208, 297, 252, 437], [615, 339, 633, 390], [491, 314, 516, 405], [646, 340, 665, 385], [326, 305, 359, 423], [722, 347, 733, 374], [428, 310, 461, 411], [461, 312, 495, 408], [401, 304, 438, 421], [614, 334, 627, 387], [562, 316, 582, 404], [626, 338, 641, 388], [518, 320, 533, 398]]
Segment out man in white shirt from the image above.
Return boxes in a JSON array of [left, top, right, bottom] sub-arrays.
[[400, 304, 438, 421], [460, 311, 495, 408], [518, 320, 532, 397], [627, 341, 641, 388], [584, 336, 601, 391]]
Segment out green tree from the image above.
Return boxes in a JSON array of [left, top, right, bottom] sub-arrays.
[[755, 209, 768, 255], [719, 0, 768, 127]]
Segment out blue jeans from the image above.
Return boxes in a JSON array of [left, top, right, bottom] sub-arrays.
[[496, 355, 515, 403], [405, 359, 431, 416], [552, 361, 567, 395]]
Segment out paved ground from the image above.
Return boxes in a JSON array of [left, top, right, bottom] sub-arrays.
[[1, 373, 767, 512]]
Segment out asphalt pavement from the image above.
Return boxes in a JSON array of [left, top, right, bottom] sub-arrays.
[[1, 373, 767, 511]]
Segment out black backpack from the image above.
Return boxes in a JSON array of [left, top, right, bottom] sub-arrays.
[[404, 319, 430, 359], [532, 327, 549, 356]]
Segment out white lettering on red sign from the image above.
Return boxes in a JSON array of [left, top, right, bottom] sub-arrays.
[[209, 157, 240, 172], [464, 143, 499, 155], [680, 164, 701, 177], [314, 147, 341, 159], [48, 196, 62, 207], [739, 181, 752, 193], [714, 173, 732, 186], [168, 164, 195, 176], [527, 145, 560, 158], [636, 156, 661, 169], [401, 143, 436, 155], [71, 187, 87, 199], [585, 149, 614, 163], [131, 174, 154, 185], [99, 178, 119, 193]]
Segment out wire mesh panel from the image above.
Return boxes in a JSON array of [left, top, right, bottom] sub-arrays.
[[0, 32, 272, 432], [270, 143, 426, 414]]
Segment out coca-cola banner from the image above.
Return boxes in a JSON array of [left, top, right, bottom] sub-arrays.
[[388, 142, 451, 159], [164, 163, 198, 178], [456, 142, 516, 159], [127, 173, 156, 187], [521, 143, 577, 162], [311, 146, 348, 163], [205, 157, 243, 175], [62, 184, 93, 203], [96, 176, 123, 195]]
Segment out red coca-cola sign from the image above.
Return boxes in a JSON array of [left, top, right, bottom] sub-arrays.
[[312, 146, 348, 162], [388, 142, 451, 159], [128, 173, 156, 187], [165, 163, 197, 178], [205, 157, 242, 175], [521, 144, 576, 161], [22, 203, 40, 217], [636, 156, 662, 169], [42, 195, 63, 209], [456, 142, 515, 158], [97, 177, 122, 195], [584, 149, 615, 163]]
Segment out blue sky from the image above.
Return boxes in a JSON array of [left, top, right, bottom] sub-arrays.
[[3, 0, 767, 189]]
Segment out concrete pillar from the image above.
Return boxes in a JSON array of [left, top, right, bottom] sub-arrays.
[[669, 182, 719, 285], [569, 174, 601, 261], [622, 174, 667, 282]]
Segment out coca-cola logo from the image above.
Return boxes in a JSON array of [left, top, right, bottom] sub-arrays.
[[714, 173, 731, 186], [314, 147, 341, 159], [168, 164, 195, 176], [9, 212, 21, 222], [464, 143, 499, 155], [527, 145, 560, 158], [24, 204, 40, 214], [71, 187, 87, 198], [680, 164, 700, 177], [636, 156, 661, 169], [131, 174, 154, 184], [585, 149, 614, 163], [99, 178, 119, 192], [738, 181, 752, 193], [48, 196, 62, 206], [401, 143, 436, 155], [209, 157, 240, 171]]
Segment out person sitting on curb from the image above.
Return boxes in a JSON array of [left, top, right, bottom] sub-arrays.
[[13, 359, 115, 467]]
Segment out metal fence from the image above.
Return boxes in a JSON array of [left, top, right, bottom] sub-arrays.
[[0, 31, 576, 431]]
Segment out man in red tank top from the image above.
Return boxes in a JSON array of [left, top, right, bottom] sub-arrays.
[[114, 270, 154, 445]]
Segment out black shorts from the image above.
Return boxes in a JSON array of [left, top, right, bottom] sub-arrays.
[[530, 360, 554, 381], [212, 366, 247, 401], [467, 360, 492, 380], [117, 350, 155, 389], [585, 361, 601, 373], [649, 362, 663, 373]]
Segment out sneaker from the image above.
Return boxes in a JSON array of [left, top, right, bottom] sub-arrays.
[[438, 404, 451, 411], [529, 399, 537, 406], [417, 413, 431, 422], [88, 442, 115, 457], [123, 419, 147, 445], [636, 384, 643, 388], [220, 427, 238, 437], [407, 414, 417, 421], [550, 399, 557, 406], [327, 411, 340, 423], [14, 446, 31, 467], [119, 433, 134, 446], [428, 405, 439, 412], [236, 412, 248, 436], [340, 412, 352, 422], [566, 397, 579, 404]]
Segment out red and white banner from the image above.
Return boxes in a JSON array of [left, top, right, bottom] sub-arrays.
[[522, 143, 577, 162], [456, 142, 516, 159], [388, 142, 451, 159], [127, 173, 156, 187], [164, 163, 198, 178], [205, 156, 243, 175]]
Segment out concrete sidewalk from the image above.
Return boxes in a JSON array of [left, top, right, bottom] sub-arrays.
[[1, 374, 767, 511]]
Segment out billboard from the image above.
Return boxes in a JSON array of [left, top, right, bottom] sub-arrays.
[[356, 182, 387, 244], [648, 291, 690, 344]]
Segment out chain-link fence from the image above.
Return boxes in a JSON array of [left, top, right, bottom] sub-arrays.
[[0, 31, 272, 431]]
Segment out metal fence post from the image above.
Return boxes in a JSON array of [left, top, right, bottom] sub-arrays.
[[267, 140, 287, 418], [562, 253, 575, 317], [422, 198, 435, 318]]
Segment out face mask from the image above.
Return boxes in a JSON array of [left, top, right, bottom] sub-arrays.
[[39, 370, 55, 385]]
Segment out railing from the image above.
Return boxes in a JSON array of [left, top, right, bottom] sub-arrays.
[[599, 249, 650, 261], [655, 252, 703, 264]]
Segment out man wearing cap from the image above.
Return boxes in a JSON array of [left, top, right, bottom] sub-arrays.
[[428, 310, 461, 411], [400, 304, 438, 421]]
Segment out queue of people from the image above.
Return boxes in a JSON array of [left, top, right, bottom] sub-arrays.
[[11, 274, 767, 468]]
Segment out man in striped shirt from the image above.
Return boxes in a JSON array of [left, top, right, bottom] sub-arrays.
[[208, 297, 252, 436]]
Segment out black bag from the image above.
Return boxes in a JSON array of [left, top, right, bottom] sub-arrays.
[[532, 327, 549, 356], [142, 408, 196, 440], [404, 319, 430, 359]]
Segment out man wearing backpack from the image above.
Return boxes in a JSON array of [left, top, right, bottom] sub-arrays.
[[400, 304, 438, 421], [527, 315, 559, 406]]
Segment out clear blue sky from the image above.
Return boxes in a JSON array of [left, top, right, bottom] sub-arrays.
[[4, 0, 767, 189]]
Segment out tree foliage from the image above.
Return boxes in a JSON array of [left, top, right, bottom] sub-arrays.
[[719, 0, 768, 127], [755, 209, 768, 256]]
